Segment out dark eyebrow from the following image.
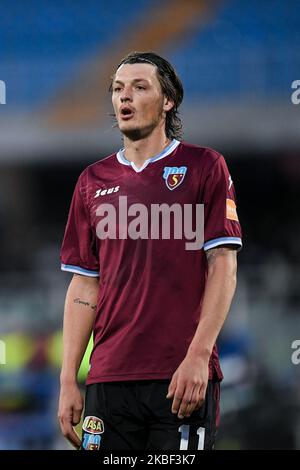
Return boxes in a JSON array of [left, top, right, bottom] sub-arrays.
[[113, 78, 149, 85]]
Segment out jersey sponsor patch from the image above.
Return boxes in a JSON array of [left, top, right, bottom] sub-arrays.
[[82, 416, 105, 434], [226, 198, 239, 221], [163, 166, 187, 190]]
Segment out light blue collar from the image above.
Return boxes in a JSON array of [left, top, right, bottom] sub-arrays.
[[116, 139, 180, 173]]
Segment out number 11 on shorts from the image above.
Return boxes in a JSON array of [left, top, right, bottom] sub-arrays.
[[178, 425, 205, 450]]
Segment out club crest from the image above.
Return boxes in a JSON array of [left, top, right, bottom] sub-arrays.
[[163, 166, 187, 190]]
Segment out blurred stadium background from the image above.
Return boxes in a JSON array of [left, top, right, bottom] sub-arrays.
[[0, 0, 300, 450]]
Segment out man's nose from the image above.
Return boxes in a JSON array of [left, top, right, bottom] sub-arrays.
[[120, 88, 132, 102]]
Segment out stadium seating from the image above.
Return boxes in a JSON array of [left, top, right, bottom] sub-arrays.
[[0, 0, 299, 106]]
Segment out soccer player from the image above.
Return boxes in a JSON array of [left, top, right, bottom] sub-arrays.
[[58, 51, 242, 451]]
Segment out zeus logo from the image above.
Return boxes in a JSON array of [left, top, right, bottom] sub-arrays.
[[94, 186, 120, 198]]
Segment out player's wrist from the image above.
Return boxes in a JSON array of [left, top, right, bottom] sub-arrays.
[[187, 344, 212, 361], [60, 371, 78, 386]]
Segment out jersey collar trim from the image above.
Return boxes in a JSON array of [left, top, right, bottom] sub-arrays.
[[116, 139, 180, 173]]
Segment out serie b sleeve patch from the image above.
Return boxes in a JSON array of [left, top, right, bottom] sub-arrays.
[[226, 198, 239, 221]]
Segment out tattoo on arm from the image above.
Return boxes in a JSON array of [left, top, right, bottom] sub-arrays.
[[73, 298, 97, 310], [206, 246, 237, 266]]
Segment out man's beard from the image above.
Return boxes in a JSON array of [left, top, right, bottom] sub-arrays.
[[120, 124, 155, 141], [119, 114, 162, 141]]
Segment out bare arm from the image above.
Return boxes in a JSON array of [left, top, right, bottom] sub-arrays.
[[58, 273, 99, 448], [167, 247, 237, 418], [188, 246, 237, 359]]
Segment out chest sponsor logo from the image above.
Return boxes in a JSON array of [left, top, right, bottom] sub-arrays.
[[94, 186, 120, 198], [82, 416, 105, 434], [163, 166, 187, 190]]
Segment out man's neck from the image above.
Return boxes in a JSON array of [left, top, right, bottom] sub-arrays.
[[123, 129, 172, 169]]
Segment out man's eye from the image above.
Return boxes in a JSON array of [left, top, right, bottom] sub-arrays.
[[136, 86, 145, 90], [114, 87, 121, 92]]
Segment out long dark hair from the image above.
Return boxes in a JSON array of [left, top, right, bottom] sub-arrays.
[[110, 51, 184, 140]]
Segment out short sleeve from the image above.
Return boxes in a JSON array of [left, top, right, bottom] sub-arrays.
[[60, 176, 100, 277], [202, 155, 242, 251]]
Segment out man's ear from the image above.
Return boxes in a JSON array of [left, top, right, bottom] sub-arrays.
[[163, 96, 174, 112]]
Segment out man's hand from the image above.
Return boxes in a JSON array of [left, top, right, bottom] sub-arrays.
[[58, 381, 83, 449], [166, 352, 209, 419]]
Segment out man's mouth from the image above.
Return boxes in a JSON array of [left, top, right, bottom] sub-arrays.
[[120, 106, 135, 120]]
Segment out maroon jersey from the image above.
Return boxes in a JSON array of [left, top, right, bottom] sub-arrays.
[[60, 140, 242, 384]]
